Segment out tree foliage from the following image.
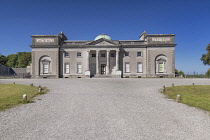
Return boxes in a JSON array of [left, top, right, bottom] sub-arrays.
[[175, 69, 179, 74], [0, 55, 8, 65], [175, 69, 185, 77], [201, 44, 210, 65], [6, 54, 18, 68], [0, 52, 31, 68], [178, 71, 185, 76], [205, 68, 210, 78], [17, 52, 31, 68]]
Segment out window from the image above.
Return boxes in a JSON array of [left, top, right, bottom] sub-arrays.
[[125, 62, 130, 73], [92, 54, 96, 57], [43, 63, 49, 74], [158, 61, 164, 73], [111, 53, 115, 57], [40, 56, 51, 75], [65, 63, 70, 74], [101, 54, 105, 57], [137, 52, 142, 57], [156, 55, 167, 73], [137, 62, 143, 73], [77, 63, 82, 73], [125, 52, 129, 56], [77, 52, 82, 57], [64, 52, 69, 58]]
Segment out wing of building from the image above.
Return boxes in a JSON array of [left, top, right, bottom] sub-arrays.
[[30, 31, 176, 78]]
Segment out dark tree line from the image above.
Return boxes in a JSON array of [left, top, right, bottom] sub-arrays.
[[0, 52, 31, 68], [175, 69, 185, 77]]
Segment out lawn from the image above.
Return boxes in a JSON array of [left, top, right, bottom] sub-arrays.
[[163, 85, 210, 111], [0, 84, 46, 111]]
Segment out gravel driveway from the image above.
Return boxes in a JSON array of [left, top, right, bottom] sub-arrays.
[[0, 78, 210, 140]]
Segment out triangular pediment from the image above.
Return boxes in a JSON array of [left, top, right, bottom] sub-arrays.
[[86, 38, 118, 46]]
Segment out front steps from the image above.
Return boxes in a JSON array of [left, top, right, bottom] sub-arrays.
[[91, 74, 117, 78]]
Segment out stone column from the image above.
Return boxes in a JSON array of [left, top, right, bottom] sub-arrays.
[[96, 50, 99, 74], [86, 50, 90, 71], [116, 50, 119, 71], [106, 50, 110, 74]]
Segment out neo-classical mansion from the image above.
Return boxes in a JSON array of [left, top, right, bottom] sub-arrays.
[[30, 31, 176, 78]]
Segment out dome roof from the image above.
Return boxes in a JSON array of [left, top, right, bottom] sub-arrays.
[[94, 34, 111, 40]]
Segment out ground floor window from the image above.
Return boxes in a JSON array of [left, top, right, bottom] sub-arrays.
[[137, 62, 143, 73], [125, 62, 130, 73], [156, 55, 167, 73], [77, 63, 82, 74], [43, 63, 49, 74], [158, 61, 165, 73], [40, 56, 51, 75], [65, 63, 70, 74]]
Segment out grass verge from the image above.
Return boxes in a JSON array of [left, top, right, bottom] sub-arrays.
[[163, 85, 210, 111], [0, 84, 48, 111]]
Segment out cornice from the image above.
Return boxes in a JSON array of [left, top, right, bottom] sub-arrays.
[[30, 45, 60, 48]]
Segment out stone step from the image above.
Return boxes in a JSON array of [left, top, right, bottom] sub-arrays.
[[91, 74, 116, 78]]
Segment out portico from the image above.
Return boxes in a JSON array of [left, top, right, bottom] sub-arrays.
[[86, 49, 120, 77]]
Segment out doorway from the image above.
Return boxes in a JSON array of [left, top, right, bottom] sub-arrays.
[[101, 64, 106, 74]]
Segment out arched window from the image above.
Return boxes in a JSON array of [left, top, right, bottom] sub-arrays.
[[156, 55, 167, 73], [39, 56, 52, 75]]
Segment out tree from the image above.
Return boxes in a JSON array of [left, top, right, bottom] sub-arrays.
[[6, 54, 18, 68], [175, 69, 179, 75], [0, 55, 8, 65], [175, 69, 185, 77], [201, 44, 210, 65], [205, 68, 210, 78], [17, 52, 31, 68], [178, 71, 185, 77]]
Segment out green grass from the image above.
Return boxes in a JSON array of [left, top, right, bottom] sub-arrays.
[[163, 85, 210, 111], [0, 84, 47, 111]]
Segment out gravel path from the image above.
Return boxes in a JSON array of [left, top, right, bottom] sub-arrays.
[[0, 78, 210, 140]]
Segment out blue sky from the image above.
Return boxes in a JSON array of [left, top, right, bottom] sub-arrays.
[[0, 0, 209, 74]]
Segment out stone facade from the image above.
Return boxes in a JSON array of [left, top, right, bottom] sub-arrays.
[[30, 31, 176, 78]]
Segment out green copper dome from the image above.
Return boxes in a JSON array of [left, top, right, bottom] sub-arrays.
[[94, 34, 111, 40]]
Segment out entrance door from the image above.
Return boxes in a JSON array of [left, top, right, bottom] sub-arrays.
[[101, 64, 106, 74]]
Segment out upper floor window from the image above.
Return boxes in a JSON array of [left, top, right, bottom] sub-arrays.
[[92, 54, 96, 57], [137, 52, 142, 57], [125, 52, 129, 57], [101, 54, 106, 57], [64, 52, 69, 58], [77, 52, 82, 57], [111, 53, 115, 57]]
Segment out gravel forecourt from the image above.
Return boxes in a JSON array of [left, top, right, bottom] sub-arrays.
[[0, 78, 210, 140]]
